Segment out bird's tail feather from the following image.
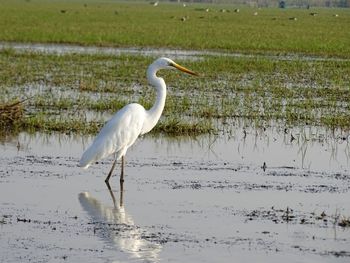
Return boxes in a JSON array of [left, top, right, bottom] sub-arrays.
[[79, 145, 100, 169], [78, 155, 92, 169], [79, 139, 113, 169]]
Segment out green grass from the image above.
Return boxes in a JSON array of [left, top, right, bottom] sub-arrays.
[[0, 50, 349, 135], [0, 0, 349, 57]]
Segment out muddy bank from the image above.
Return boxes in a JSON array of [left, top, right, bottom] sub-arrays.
[[0, 130, 349, 262]]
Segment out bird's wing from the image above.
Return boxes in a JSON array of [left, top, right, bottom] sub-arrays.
[[79, 104, 146, 168]]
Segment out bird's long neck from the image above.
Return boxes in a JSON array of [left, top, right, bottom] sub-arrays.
[[142, 66, 167, 134]]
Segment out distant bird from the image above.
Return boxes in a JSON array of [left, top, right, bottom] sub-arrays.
[[253, 12, 258, 16], [151, 1, 158, 6], [334, 14, 339, 17], [234, 8, 240, 13], [60, 9, 67, 14], [310, 12, 318, 16], [180, 15, 189, 22], [79, 58, 198, 184], [289, 17, 297, 20]]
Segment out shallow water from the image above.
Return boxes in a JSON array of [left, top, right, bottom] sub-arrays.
[[1, 41, 349, 62], [0, 128, 349, 262]]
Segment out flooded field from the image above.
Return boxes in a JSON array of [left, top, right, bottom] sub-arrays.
[[1, 126, 349, 262], [1, 2, 350, 261]]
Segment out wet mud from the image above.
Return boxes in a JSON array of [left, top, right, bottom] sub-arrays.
[[0, 129, 349, 262]]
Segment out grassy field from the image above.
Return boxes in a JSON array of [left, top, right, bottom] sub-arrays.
[[0, 0, 349, 57]]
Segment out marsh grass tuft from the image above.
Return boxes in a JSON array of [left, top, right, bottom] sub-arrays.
[[154, 117, 214, 135], [0, 99, 25, 128]]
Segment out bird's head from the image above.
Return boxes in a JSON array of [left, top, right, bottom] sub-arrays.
[[153, 57, 198, 76]]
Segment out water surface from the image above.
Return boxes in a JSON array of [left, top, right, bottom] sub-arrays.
[[0, 128, 349, 262]]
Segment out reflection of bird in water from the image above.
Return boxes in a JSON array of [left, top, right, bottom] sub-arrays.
[[79, 57, 197, 185], [79, 189, 161, 262]]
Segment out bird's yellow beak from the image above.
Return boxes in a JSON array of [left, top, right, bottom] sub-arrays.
[[171, 62, 198, 76]]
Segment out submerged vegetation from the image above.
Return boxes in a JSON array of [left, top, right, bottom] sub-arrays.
[[0, 49, 349, 135]]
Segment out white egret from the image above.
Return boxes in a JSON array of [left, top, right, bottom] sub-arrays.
[[79, 57, 197, 184]]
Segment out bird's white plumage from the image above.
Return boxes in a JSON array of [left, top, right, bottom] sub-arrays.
[[79, 103, 146, 168], [78, 57, 197, 178]]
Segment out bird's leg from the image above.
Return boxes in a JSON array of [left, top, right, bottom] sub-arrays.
[[105, 180, 117, 208], [105, 159, 117, 184], [120, 156, 125, 184], [119, 156, 124, 207], [119, 178, 124, 207]]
